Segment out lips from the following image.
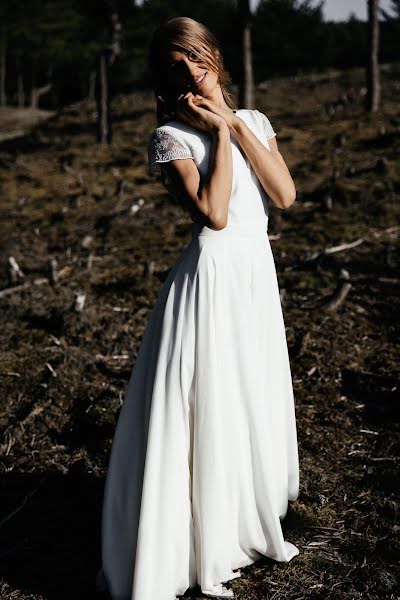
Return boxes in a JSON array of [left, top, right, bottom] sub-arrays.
[[193, 72, 206, 86]]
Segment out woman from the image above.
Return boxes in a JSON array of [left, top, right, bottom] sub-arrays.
[[97, 16, 300, 600]]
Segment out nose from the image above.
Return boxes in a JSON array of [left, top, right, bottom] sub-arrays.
[[182, 57, 197, 76], [180, 60, 199, 86]]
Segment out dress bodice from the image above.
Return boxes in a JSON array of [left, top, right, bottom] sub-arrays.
[[147, 109, 276, 233]]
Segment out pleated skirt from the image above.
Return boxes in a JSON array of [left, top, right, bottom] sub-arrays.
[[97, 219, 300, 600]]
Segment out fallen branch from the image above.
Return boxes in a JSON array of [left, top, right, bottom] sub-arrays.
[[370, 225, 399, 238], [293, 331, 311, 356], [0, 483, 43, 530], [0, 277, 49, 299], [367, 456, 399, 462], [306, 238, 365, 263], [0, 262, 75, 299], [320, 269, 352, 312]]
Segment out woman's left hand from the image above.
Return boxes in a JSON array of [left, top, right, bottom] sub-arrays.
[[191, 95, 238, 131]]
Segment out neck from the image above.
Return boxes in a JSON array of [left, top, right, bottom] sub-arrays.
[[205, 84, 229, 109]]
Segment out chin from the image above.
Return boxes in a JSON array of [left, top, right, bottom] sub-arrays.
[[199, 83, 216, 98]]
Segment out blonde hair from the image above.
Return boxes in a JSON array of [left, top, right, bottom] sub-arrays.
[[148, 16, 236, 126]]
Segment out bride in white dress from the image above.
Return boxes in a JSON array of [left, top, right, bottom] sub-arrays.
[[96, 16, 300, 600]]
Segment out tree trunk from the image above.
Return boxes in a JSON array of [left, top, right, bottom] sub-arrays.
[[0, 26, 6, 107], [95, 4, 122, 144], [17, 60, 25, 108], [96, 51, 111, 143], [366, 0, 380, 112], [238, 0, 254, 109], [88, 70, 96, 102]]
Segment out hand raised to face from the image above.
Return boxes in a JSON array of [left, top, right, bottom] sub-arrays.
[[187, 95, 238, 131], [175, 92, 227, 133]]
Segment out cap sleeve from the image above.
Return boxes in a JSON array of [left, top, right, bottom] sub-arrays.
[[254, 109, 276, 140], [147, 127, 194, 176]]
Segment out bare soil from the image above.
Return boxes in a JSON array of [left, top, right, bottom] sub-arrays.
[[0, 65, 399, 599]]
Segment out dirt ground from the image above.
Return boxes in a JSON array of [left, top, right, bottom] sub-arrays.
[[0, 64, 399, 600]]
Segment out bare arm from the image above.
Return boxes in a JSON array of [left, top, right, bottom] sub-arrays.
[[230, 116, 296, 210], [159, 121, 232, 230]]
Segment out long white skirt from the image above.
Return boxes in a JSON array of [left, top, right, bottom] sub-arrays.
[[97, 221, 300, 600]]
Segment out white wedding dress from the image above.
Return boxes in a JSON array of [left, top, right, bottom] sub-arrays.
[[96, 109, 300, 600]]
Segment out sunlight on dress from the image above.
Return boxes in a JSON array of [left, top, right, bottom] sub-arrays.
[[96, 109, 300, 600]]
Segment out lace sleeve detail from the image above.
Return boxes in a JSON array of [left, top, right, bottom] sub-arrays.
[[255, 110, 276, 140], [147, 128, 194, 176]]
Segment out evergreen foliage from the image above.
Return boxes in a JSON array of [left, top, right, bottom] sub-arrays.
[[0, 0, 398, 108]]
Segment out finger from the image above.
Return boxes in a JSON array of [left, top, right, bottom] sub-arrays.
[[189, 95, 207, 108], [177, 92, 191, 103], [187, 95, 200, 108]]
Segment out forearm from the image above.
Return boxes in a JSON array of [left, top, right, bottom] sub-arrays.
[[199, 123, 232, 228], [231, 117, 296, 209]]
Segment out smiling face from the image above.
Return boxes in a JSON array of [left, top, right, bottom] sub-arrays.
[[149, 18, 236, 123], [164, 47, 220, 98]]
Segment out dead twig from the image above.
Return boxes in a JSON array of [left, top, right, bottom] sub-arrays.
[[7, 256, 25, 285]]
